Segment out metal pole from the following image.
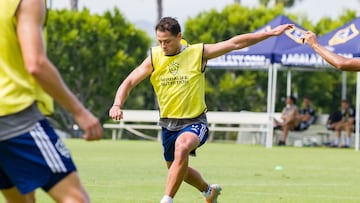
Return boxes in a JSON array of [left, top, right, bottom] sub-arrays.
[[266, 65, 273, 148], [355, 72, 360, 151], [266, 64, 278, 148], [342, 71, 347, 99], [287, 69, 292, 96]]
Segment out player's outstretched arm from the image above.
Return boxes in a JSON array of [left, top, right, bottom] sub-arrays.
[[109, 57, 153, 121], [16, 0, 102, 140], [203, 24, 294, 60], [303, 31, 360, 71]]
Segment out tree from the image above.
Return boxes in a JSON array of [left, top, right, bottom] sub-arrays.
[[183, 4, 358, 114], [184, 4, 287, 112], [70, 0, 78, 11], [46, 8, 153, 135], [156, 0, 163, 22], [259, 0, 302, 8], [313, 9, 357, 35], [46, 4, 359, 137]]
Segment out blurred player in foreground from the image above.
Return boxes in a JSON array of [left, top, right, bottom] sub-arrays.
[[0, 0, 103, 202]]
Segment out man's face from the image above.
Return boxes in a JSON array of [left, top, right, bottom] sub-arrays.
[[286, 97, 293, 105], [303, 98, 310, 106], [156, 30, 181, 56], [341, 101, 349, 110]]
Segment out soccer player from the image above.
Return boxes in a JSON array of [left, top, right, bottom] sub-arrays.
[[0, 0, 103, 202], [109, 17, 293, 203], [302, 31, 360, 71]]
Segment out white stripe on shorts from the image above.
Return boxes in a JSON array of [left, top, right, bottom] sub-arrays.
[[30, 122, 67, 173], [199, 124, 207, 142]]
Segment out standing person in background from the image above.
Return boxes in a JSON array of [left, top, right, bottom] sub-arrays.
[[302, 31, 360, 71], [0, 0, 103, 202], [109, 16, 294, 203]]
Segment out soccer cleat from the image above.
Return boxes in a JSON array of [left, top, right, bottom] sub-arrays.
[[277, 140, 286, 146], [205, 184, 222, 203], [340, 144, 350, 148]]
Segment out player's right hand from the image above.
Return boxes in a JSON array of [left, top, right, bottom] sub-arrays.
[[74, 108, 103, 141]]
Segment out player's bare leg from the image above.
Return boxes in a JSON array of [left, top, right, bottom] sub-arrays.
[[164, 132, 200, 198], [48, 172, 89, 203], [1, 187, 35, 203]]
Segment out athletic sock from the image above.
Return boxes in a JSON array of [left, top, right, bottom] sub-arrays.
[[345, 137, 351, 146], [334, 137, 340, 146], [201, 184, 212, 198], [160, 195, 173, 203]]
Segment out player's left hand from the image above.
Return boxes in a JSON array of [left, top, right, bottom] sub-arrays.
[[301, 31, 319, 47]]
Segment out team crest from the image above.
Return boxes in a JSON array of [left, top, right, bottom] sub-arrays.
[[328, 23, 359, 46], [168, 62, 180, 75], [55, 138, 71, 159], [285, 26, 306, 44]]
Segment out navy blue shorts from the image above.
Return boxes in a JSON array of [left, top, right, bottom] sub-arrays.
[[0, 119, 77, 194], [162, 123, 208, 162], [294, 122, 310, 131]]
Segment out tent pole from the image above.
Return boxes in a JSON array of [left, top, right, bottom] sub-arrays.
[[271, 65, 278, 145], [342, 72, 347, 99], [287, 69, 292, 96], [266, 65, 274, 148], [266, 64, 278, 148], [355, 72, 360, 151]]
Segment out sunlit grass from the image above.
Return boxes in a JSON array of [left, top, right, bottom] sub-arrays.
[[31, 139, 360, 203]]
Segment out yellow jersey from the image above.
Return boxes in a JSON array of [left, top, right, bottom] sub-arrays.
[[150, 43, 207, 118], [0, 0, 53, 116]]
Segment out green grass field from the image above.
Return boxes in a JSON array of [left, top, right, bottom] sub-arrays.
[[32, 139, 360, 203]]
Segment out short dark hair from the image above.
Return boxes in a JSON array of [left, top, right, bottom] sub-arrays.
[[155, 17, 181, 36], [289, 95, 297, 104]]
